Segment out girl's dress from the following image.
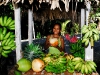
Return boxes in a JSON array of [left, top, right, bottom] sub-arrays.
[[48, 35, 61, 55]]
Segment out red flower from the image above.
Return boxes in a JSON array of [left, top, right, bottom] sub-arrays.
[[70, 36, 78, 43], [65, 34, 70, 41]]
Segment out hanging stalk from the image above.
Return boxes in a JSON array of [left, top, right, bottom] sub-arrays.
[[90, 37, 94, 47]]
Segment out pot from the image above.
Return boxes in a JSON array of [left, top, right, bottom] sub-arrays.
[[64, 71, 73, 75], [44, 71, 53, 75]]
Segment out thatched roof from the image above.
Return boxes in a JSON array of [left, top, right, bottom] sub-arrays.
[[0, 0, 99, 12]]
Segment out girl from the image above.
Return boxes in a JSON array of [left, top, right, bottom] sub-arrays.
[[44, 23, 65, 54]]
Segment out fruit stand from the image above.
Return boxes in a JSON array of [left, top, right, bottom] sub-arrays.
[[0, 0, 100, 75]]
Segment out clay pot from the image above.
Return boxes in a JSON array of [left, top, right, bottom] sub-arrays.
[[23, 69, 34, 75], [56, 73, 61, 75], [91, 72, 99, 75], [75, 72, 82, 75], [64, 71, 73, 75], [44, 71, 53, 75]]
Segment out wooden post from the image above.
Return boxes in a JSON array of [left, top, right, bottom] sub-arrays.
[[14, 7, 22, 62], [85, 2, 93, 61], [81, 9, 85, 30], [28, 9, 33, 44]]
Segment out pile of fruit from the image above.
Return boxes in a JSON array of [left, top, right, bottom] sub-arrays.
[[13, 50, 98, 75], [0, 16, 16, 57]]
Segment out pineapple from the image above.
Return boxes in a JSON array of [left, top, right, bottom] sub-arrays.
[[23, 43, 45, 61]]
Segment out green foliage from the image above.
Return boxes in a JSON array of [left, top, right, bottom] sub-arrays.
[[23, 43, 45, 61], [69, 39, 85, 59]]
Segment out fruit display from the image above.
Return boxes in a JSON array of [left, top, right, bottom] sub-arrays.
[[0, 16, 16, 57], [32, 58, 45, 72], [65, 54, 74, 60], [17, 58, 32, 72], [81, 23, 100, 46], [44, 52, 67, 74], [0, 16, 15, 30], [72, 57, 97, 74], [23, 43, 45, 61], [69, 39, 85, 59]]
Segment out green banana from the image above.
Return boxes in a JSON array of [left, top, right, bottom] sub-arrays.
[[83, 31, 90, 38], [0, 28, 3, 40], [74, 62, 82, 70], [4, 32, 11, 40], [94, 34, 98, 41], [4, 16, 8, 26], [82, 38, 89, 43], [1, 39, 7, 46], [0, 33, 4, 40], [8, 20, 15, 26], [87, 61, 97, 67], [3, 50, 12, 54], [89, 31, 92, 37], [3, 46, 11, 50], [0, 47, 3, 53], [92, 29, 99, 34], [6, 17, 12, 26], [87, 61, 96, 72], [11, 45, 16, 50], [0, 16, 4, 26], [9, 27, 15, 30], [85, 62, 93, 74], [9, 42, 15, 48], [10, 34, 15, 38], [7, 40, 14, 45], [5, 38, 11, 45], [2, 27, 7, 36], [82, 29, 89, 34], [1, 51, 8, 57]]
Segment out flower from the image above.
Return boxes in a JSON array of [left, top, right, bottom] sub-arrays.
[[70, 36, 78, 43], [65, 34, 70, 41], [65, 34, 78, 43]]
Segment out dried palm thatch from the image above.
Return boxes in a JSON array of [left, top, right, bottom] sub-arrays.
[[0, 0, 99, 12]]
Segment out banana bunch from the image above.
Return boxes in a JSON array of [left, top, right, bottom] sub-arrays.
[[72, 57, 97, 74], [61, 20, 71, 35], [0, 16, 15, 30], [80, 61, 97, 74], [81, 23, 100, 46], [65, 54, 74, 60], [0, 27, 16, 57]]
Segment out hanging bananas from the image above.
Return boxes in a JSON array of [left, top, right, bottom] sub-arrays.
[[0, 27, 16, 58], [0, 16, 15, 30], [81, 23, 100, 46]]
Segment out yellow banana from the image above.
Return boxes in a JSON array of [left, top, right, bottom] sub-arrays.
[[84, 64, 88, 74], [85, 62, 93, 74], [85, 38, 89, 46], [81, 64, 85, 74]]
